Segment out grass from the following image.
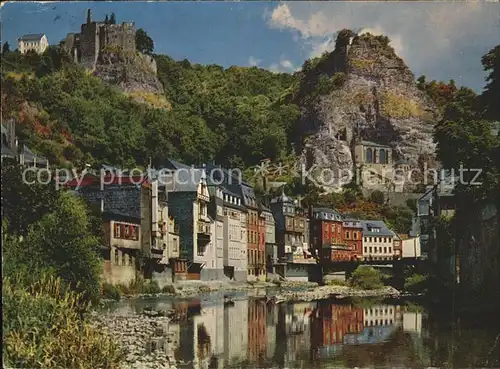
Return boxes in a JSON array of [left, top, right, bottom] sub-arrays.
[[404, 273, 429, 294], [380, 92, 424, 119], [3, 275, 122, 368], [102, 283, 121, 301], [326, 279, 349, 286], [125, 91, 172, 110], [350, 58, 376, 72]]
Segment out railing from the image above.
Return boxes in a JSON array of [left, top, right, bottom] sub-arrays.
[[197, 222, 211, 235]]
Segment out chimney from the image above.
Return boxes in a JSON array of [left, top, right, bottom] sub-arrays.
[[87, 9, 92, 24]]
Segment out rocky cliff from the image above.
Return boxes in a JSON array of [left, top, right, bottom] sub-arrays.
[[295, 30, 439, 191], [93, 51, 169, 109]]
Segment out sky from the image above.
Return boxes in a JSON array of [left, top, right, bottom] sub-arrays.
[[1, 1, 499, 91]]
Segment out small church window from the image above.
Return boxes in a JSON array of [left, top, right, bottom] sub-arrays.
[[365, 148, 373, 163]]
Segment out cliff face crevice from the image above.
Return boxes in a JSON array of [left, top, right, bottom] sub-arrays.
[[295, 31, 439, 191]]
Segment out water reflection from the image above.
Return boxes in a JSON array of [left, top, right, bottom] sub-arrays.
[[107, 296, 500, 368]]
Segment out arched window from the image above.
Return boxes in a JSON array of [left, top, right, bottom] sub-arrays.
[[379, 149, 386, 164], [374, 149, 378, 163], [365, 148, 373, 163]]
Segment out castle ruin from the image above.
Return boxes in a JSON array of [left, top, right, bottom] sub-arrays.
[[61, 9, 136, 69]]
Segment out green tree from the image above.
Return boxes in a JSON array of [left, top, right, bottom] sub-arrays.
[[481, 44, 500, 121], [104, 14, 109, 24], [23, 192, 102, 302], [369, 190, 385, 205], [109, 12, 116, 24], [2, 41, 10, 54], [135, 28, 154, 54]]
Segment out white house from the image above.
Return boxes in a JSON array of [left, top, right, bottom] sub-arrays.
[[18, 33, 49, 54], [402, 235, 421, 258], [361, 220, 395, 260]]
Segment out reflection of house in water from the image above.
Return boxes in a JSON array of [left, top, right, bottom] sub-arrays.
[[224, 299, 248, 364], [311, 303, 364, 359], [266, 303, 278, 360], [278, 302, 315, 364], [248, 298, 267, 361], [311, 304, 403, 359], [192, 300, 225, 369]]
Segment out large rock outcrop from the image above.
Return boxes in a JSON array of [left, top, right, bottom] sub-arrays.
[[296, 30, 439, 191], [93, 51, 169, 109]]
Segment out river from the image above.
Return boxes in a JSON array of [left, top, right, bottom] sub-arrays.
[[102, 291, 500, 368]]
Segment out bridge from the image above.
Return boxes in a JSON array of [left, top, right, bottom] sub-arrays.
[[312, 257, 429, 286]]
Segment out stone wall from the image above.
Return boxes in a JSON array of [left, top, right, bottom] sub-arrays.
[[102, 260, 136, 286]]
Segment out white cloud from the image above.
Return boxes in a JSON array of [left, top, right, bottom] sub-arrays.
[[265, 2, 500, 90], [248, 56, 261, 67], [280, 59, 294, 69]]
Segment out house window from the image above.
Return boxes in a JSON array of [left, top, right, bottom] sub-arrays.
[[114, 223, 121, 238], [379, 247, 382, 253], [345, 231, 350, 239], [369, 237, 373, 242], [354, 232, 358, 240], [114, 249, 119, 265], [384, 247, 387, 253], [364, 247, 367, 253], [389, 247, 392, 253], [125, 225, 130, 237], [369, 247, 373, 253]]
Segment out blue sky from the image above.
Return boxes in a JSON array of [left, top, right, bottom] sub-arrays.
[[2, 1, 499, 91]]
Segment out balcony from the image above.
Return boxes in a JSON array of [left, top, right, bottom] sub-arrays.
[[197, 221, 211, 244]]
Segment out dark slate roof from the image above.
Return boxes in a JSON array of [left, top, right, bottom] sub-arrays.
[[361, 220, 394, 237], [270, 189, 294, 204], [160, 168, 204, 192], [312, 207, 343, 221], [241, 184, 257, 209], [361, 140, 390, 149], [21, 145, 48, 164], [1, 145, 16, 158], [102, 211, 141, 223], [19, 34, 45, 41]]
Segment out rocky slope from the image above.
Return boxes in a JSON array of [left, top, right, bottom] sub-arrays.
[[295, 30, 439, 191], [93, 51, 170, 109]]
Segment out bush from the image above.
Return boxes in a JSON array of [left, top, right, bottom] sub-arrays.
[[370, 190, 385, 205], [142, 280, 161, 295], [326, 278, 348, 286], [102, 283, 121, 301], [3, 275, 123, 368], [161, 284, 176, 294], [404, 274, 428, 294], [349, 266, 383, 290]]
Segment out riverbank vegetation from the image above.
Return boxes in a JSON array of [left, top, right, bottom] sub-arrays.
[[1, 163, 123, 367]]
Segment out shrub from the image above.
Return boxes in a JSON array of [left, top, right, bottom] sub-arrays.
[[326, 279, 348, 286], [404, 274, 429, 294], [161, 284, 176, 294], [102, 283, 121, 301], [142, 280, 161, 295], [349, 266, 383, 290], [370, 190, 385, 205], [3, 275, 123, 368]]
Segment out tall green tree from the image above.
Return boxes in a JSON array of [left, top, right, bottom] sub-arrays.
[[2, 41, 10, 54], [480, 45, 500, 121], [109, 12, 116, 24], [135, 28, 154, 54]]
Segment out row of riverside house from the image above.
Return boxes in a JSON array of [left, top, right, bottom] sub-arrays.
[[62, 158, 421, 287]]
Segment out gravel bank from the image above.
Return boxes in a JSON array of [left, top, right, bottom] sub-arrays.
[[90, 310, 176, 369]]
